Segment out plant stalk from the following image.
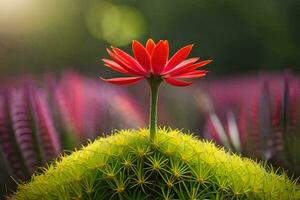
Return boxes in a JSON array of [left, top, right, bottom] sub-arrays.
[[148, 78, 161, 142]]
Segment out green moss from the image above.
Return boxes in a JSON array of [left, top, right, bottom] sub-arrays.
[[14, 128, 300, 199]]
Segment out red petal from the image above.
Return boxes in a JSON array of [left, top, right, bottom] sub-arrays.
[[151, 40, 169, 75], [132, 40, 151, 72], [172, 70, 208, 79], [163, 44, 193, 73], [171, 60, 212, 76], [146, 39, 156, 54], [100, 76, 144, 85], [164, 77, 192, 87], [113, 48, 147, 75], [163, 40, 169, 60], [107, 49, 144, 76], [164, 57, 200, 75], [102, 59, 132, 75]]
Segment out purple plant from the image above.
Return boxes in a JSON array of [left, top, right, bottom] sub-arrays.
[[9, 87, 41, 174], [30, 88, 61, 162], [0, 92, 27, 181], [52, 71, 146, 147], [200, 72, 300, 177], [0, 72, 147, 196], [0, 83, 61, 196], [2, 71, 298, 197]]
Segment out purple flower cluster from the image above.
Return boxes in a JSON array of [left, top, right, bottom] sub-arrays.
[[0, 71, 146, 195], [1, 70, 299, 196], [200, 72, 300, 177]]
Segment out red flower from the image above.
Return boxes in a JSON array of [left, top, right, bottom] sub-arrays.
[[101, 39, 212, 87]]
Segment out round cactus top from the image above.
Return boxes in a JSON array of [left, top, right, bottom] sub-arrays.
[[14, 128, 300, 199]]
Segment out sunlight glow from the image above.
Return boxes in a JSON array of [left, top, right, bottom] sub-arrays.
[[85, 1, 146, 46], [0, 0, 48, 34]]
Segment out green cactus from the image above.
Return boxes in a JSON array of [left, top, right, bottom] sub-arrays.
[[14, 128, 300, 200]]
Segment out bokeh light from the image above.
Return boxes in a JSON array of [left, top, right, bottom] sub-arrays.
[[0, 0, 51, 34], [85, 1, 146, 46]]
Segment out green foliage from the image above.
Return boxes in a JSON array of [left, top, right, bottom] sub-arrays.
[[14, 128, 300, 199]]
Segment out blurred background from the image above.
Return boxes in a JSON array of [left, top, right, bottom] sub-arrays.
[[1, 0, 300, 75], [0, 0, 300, 198]]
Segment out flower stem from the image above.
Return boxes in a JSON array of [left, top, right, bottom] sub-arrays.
[[148, 78, 162, 142]]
